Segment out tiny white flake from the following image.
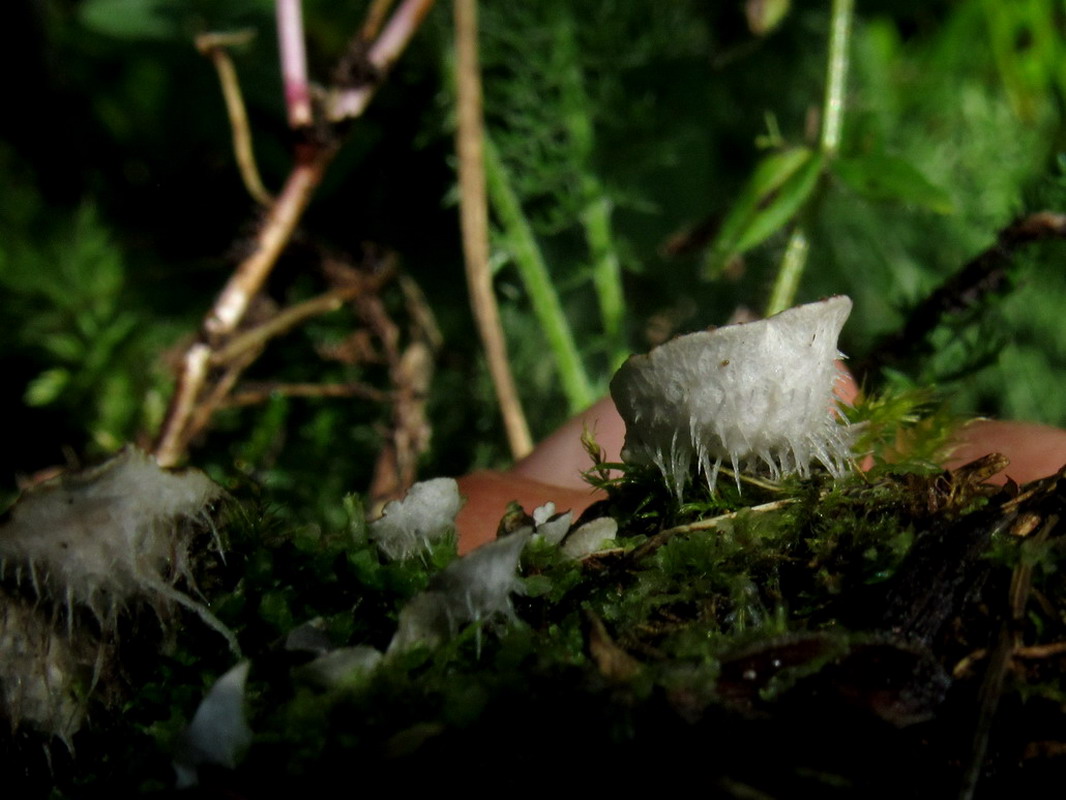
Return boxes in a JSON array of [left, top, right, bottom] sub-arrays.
[[174, 661, 252, 787]]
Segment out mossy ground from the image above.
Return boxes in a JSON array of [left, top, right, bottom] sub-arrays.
[[5, 394, 1065, 798]]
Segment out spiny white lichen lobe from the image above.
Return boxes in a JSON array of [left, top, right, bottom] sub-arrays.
[[610, 296, 854, 496], [0, 594, 87, 746], [0, 447, 229, 741], [0, 447, 224, 628]]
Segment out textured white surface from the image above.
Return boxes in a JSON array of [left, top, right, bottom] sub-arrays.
[[561, 517, 618, 560], [369, 477, 463, 560], [0, 447, 223, 627], [531, 501, 573, 545], [610, 296, 854, 496], [175, 661, 252, 787], [388, 529, 530, 653]]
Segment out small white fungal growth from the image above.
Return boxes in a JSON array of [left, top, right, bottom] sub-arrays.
[[300, 645, 383, 688], [369, 478, 463, 560], [0, 592, 86, 748], [388, 529, 531, 653], [531, 502, 573, 546], [610, 296, 854, 496], [174, 661, 252, 788], [0, 447, 235, 650], [560, 517, 618, 560]]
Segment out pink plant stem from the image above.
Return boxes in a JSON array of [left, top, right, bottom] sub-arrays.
[[328, 0, 436, 121], [276, 0, 313, 128]]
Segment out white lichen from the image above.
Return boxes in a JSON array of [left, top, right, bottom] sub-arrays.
[[388, 529, 531, 654], [369, 478, 463, 560], [530, 502, 573, 546], [0, 447, 235, 651], [174, 661, 252, 788], [0, 592, 87, 749], [299, 646, 383, 688], [560, 517, 618, 560], [610, 296, 854, 496]]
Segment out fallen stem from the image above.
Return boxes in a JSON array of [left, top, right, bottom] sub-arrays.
[[223, 382, 390, 407], [156, 344, 211, 467], [361, 0, 397, 41], [155, 5, 434, 466], [631, 499, 796, 561], [205, 147, 337, 342], [185, 347, 262, 450]]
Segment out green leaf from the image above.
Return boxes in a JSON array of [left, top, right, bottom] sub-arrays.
[[521, 574, 553, 598], [79, 0, 181, 40], [42, 333, 86, 362], [833, 154, 954, 214], [746, 0, 791, 36], [24, 368, 71, 406], [706, 147, 824, 277]]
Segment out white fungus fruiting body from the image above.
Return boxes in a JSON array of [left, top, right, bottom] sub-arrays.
[[174, 661, 252, 788], [0, 448, 235, 740], [530, 502, 573, 546], [610, 296, 854, 496], [561, 517, 618, 560], [369, 478, 463, 560], [387, 529, 531, 653], [0, 447, 235, 650]]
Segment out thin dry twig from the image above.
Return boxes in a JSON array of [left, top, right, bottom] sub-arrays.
[[209, 287, 362, 366], [195, 31, 274, 206], [631, 499, 796, 562], [453, 0, 532, 459], [953, 639, 1066, 678], [361, 0, 397, 41], [223, 381, 390, 407], [154, 1, 437, 467], [203, 150, 337, 343]]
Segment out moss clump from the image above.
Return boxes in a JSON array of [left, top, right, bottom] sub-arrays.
[[9, 396, 1066, 798]]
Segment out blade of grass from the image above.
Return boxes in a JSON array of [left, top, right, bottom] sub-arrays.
[[764, 0, 853, 316]]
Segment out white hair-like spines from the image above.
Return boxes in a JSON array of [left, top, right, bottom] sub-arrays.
[[610, 296, 854, 496]]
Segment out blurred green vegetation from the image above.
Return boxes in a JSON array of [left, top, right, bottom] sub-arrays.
[[3, 0, 1066, 510]]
